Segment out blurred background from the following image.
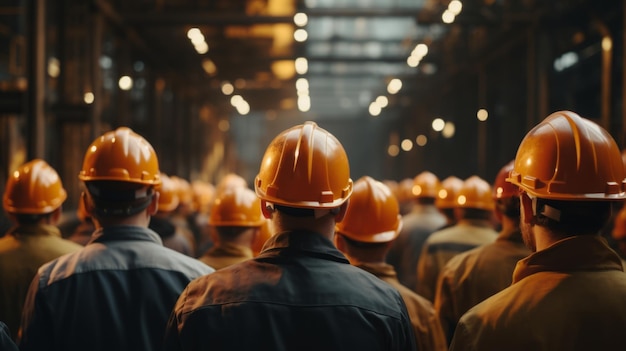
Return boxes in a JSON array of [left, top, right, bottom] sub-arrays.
[[0, 0, 623, 210]]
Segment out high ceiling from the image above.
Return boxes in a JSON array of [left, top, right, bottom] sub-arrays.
[[0, 0, 617, 184], [90, 0, 620, 181], [100, 0, 578, 118]]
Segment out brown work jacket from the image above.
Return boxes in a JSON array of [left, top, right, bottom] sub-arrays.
[[434, 227, 531, 342], [0, 224, 82, 340], [450, 235, 626, 351], [198, 242, 253, 270], [416, 219, 497, 302], [355, 261, 447, 351]]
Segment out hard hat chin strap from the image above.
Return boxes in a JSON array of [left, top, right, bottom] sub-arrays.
[[315, 207, 340, 218], [88, 188, 155, 217], [94, 196, 153, 217], [529, 194, 561, 222], [266, 202, 340, 218]]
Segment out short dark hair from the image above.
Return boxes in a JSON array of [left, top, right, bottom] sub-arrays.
[[14, 213, 52, 225], [274, 204, 315, 217], [534, 198, 613, 236], [458, 208, 492, 221], [337, 233, 388, 249], [497, 197, 520, 219], [86, 181, 154, 217], [416, 197, 436, 205], [215, 226, 250, 238]]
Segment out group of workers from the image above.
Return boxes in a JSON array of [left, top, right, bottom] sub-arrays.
[[1, 110, 626, 350]]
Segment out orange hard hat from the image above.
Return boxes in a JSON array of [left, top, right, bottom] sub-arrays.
[[191, 180, 215, 215], [493, 160, 518, 199], [397, 178, 414, 203], [216, 173, 248, 195], [436, 176, 464, 209], [157, 174, 180, 212], [412, 171, 441, 198], [170, 176, 193, 207], [335, 176, 402, 243], [3, 159, 67, 214], [255, 121, 353, 209], [457, 175, 495, 211], [382, 180, 399, 199], [507, 111, 626, 201], [209, 187, 265, 227], [78, 127, 161, 186]]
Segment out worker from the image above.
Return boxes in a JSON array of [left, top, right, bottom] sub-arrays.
[[66, 192, 96, 246], [0, 159, 82, 340], [191, 180, 215, 217], [387, 171, 447, 291], [169, 176, 198, 255], [434, 160, 531, 343], [435, 176, 464, 228], [149, 173, 195, 255], [0, 321, 18, 351], [214, 172, 248, 194], [18, 127, 214, 351], [164, 121, 416, 350], [198, 186, 264, 269], [194, 173, 249, 256], [334, 175, 447, 351], [450, 111, 626, 350], [611, 205, 626, 266], [400, 177, 417, 215], [190, 180, 215, 256], [416, 175, 498, 302]]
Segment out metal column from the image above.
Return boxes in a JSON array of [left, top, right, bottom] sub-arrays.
[[26, 0, 46, 159], [91, 9, 104, 139]]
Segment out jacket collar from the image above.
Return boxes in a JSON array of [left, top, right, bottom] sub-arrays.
[[354, 261, 397, 279], [259, 230, 349, 264], [513, 235, 623, 283], [206, 242, 254, 259], [7, 224, 62, 238], [88, 225, 163, 245]]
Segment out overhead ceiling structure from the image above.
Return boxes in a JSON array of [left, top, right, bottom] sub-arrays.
[[102, 0, 615, 118], [102, 0, 460, 120], [93, 0, 620, 181], [0, 0, 621, 213]]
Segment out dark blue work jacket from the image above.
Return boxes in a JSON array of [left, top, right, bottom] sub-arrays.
[[164, 230, 417, 351], [18, 225, 214, 351]]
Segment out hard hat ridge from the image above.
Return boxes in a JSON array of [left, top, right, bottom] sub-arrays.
[[255, 121, 353, 210], [507, 110, 626, 201]]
